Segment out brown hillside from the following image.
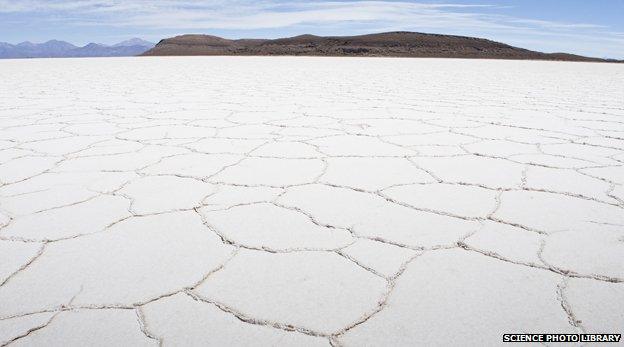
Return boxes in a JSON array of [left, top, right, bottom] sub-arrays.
[[142, 32, 616, 62]]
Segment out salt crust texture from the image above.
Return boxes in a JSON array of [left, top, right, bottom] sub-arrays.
[[0, 57, 623, 346]]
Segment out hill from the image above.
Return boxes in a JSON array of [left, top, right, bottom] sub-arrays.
[[142, 32, 615, 62]]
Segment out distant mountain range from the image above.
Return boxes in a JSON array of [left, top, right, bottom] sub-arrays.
[[143, 32, 619, 62], [0, 38, 155, 59]]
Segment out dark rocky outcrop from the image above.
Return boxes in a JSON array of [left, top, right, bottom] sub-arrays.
[[142, 32, 618, 62]]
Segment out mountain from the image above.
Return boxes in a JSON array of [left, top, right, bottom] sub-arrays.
[[0, 38, 155, 59], [142, 32, 618, 62], [68, 42, 154, 57], [0, 40, 76, 58], [16, 41, 37, 48], [113, 38, 155, 47]]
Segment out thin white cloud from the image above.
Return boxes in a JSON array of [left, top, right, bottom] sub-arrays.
[[0, 0, 606, 33]]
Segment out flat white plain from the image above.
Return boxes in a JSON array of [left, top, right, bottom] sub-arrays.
[[1, 57, 623, 346]]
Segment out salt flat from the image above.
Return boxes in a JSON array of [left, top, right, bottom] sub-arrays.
[[0, 57, 623, 346]]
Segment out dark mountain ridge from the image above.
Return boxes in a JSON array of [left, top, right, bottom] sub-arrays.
[[143, 31, 619, 62]]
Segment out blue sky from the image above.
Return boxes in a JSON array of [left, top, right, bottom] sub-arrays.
[[1, 0, 623, 58]]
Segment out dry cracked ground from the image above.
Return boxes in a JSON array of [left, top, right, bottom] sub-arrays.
[[0, 57, 623, 346]]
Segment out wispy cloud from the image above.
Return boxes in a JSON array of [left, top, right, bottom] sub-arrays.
[[0, 0, 597, 30]]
